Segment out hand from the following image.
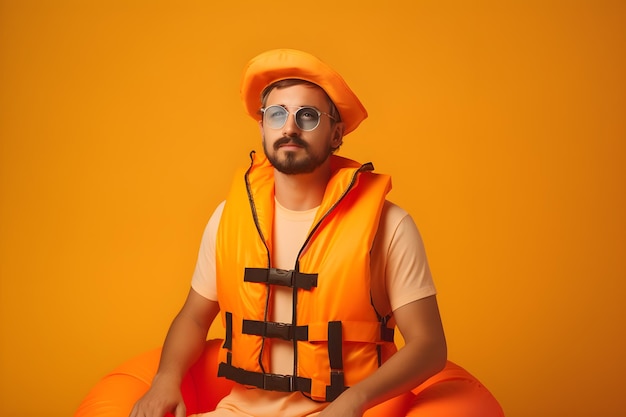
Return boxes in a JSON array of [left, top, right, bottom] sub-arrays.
[[129, 377, 185, 417], [317, 390, 366, 417]]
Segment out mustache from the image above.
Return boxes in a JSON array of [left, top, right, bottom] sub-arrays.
[[273, 136, 308, 150]]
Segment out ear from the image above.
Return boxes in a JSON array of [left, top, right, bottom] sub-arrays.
[[331, 122, 345, 148]]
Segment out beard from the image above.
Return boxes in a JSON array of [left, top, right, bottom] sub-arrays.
[[263, 135, 334, 175]]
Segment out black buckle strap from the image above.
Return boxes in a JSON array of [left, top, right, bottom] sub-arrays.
[[218, 362, 312, 393], [380, 325, 395, 342], [327, 321, 343, 370], [326, 321, 347, 401], [326, 370, 347, 401], [223, 312, 233, 350], [243, 319, 309, 341], [244, 267, 318, 290]]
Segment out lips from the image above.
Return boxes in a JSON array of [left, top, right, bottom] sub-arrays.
[[279, 143, 303, 149]]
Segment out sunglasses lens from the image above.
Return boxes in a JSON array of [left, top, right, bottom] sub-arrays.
[[295, 107, 320, 131], [264, 105, 289, 129]]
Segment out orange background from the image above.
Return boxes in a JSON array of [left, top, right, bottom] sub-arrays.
[[1, 1, 624, 416]]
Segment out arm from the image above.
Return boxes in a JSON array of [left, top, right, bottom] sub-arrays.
[[319, 295, 447, 417], [129, 288, 220, 417]]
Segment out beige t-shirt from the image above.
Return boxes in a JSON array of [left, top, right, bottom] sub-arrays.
[[190, 198, 436, 415]]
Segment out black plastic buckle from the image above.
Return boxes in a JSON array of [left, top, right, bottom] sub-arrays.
[[269, 322, 292, 340], [244, 267, 318, 290], [263, 374, 294, 391], [268, 268, 294, 286]]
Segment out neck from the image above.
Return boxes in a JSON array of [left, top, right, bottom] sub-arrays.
[[274, 162, 331, 211]]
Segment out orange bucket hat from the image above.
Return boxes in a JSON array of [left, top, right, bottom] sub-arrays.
[[241, 49, 368, 136]]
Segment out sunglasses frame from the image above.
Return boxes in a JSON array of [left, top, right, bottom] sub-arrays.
[[260, 105, 336, 131]]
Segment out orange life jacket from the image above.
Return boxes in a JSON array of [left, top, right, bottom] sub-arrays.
[[216, 152, 397, 401]]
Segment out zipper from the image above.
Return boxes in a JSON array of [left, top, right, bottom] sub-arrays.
[[244, 152, 272, 374], [294, 162, 374, 264]]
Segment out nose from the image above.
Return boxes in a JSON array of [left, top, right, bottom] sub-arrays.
[[282, 112, 300, 136]]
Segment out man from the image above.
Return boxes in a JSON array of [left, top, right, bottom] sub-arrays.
[[130, 49, 497, 417]]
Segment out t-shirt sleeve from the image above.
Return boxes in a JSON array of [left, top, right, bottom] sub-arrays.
[[190, 201, 225, 301], [386, 213, 437, 311], [372, 201, 437, 314]]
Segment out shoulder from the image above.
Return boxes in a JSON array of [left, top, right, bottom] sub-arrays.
[[381, 200, 409, 223], [379, 200, 417, 238], [198, 201, 226, 247], [210, 200, 226, 225], [375, 200, 428, 258]]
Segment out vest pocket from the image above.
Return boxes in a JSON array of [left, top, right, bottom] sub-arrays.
[[297, 340, 380, 401]]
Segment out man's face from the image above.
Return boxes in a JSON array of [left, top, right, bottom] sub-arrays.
[[260, 84, 342, 175]]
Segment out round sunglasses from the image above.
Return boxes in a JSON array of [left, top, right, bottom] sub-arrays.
[[261, 105, 336, 131]]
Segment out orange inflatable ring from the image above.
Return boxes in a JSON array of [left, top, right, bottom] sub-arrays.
[[75, 339, 504, 417]]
